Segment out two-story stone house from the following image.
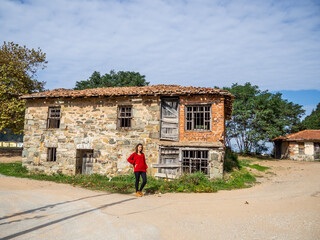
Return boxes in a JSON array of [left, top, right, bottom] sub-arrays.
[[21, 85, 234, 178]]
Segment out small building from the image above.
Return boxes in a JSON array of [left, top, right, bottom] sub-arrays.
[[21, 84, 234, 178], [272, 130, 320, 161]]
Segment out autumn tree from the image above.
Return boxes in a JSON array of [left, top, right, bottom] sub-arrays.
[[0, 41, 47, 134], [74, 70, 149, 90]]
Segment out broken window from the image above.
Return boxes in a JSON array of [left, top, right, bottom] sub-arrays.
[[118, 106, 132, 128], [154, 147, 180, 178], [185, 105, 211, 131], [47, 107, 61, 128], [298, 142, 304, 155], [182, 150, 209, 174], [47, 147, 57, 162]]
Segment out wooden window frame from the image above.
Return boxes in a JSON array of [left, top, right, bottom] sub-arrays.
[[298, 142, 304, 155], [47, 147, 57, 162], [184, 104, 211, 131], [117, 105, 132, 129], [47, 106, 61, 129], [160, 97, 179, 141], [182, 149, 209, 174]]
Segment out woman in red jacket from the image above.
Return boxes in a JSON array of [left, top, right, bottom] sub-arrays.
[[127, 143, 148, 197]]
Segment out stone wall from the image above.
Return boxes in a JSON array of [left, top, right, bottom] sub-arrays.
[[22, 95, 161, 176], [287, 141, 315, 161], [22, 94, 228, 178]]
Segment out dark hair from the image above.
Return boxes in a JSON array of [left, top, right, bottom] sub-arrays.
[[135, 143, 144, 154]]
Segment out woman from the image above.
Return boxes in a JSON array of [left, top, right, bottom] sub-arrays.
[[127, 143, 148, 197]]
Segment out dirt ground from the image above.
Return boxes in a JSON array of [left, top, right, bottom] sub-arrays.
[[0, 155, 22, 163], [0, 158, 319, 240]]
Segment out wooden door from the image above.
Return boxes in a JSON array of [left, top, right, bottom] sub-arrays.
[[160, 98, 179, 141], [315, 142, 320, 160], [82, 152, 93, 175]]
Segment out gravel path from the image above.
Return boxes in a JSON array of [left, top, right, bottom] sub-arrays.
[[0, 160, 319, 240]]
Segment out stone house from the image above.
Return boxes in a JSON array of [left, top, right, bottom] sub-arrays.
[[272, 130, 320, 161], [21, 85, 234, 178]]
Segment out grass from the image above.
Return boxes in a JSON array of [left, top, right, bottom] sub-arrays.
[[239, 159, 270, 172], [0, 161, 257, 194]]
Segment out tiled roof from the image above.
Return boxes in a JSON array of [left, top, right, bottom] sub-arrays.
[[271, 130, 320, 141], [21, 84, 233, 99], [21, 84, 234, 119]]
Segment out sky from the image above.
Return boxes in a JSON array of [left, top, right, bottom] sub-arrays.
[[1, 0, 319, 116]]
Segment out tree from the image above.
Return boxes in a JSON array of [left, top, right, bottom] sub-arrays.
[[301, 103, 320, 129], [0, 41, 47, 134], [74, 70, 149, 90], [224, 83, 305, 154]]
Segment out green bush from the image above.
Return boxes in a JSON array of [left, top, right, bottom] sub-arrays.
[[224, 147, 240, 172]]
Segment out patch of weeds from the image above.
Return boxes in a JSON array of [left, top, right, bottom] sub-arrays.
[[239, 159, 270, 172], [239, 159, 253, 168], [0, 161, 28, 176], [0, 162, 257, 194], [247, 164, 270, 172]]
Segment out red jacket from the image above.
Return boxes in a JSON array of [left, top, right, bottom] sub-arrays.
[[127, 152, 148, 172]]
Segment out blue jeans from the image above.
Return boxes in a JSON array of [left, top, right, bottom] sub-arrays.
[[134, 171, 147, 192]]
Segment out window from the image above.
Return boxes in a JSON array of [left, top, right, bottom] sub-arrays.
[[182, 150, 209, 174], [47, 148, 57, 162], [118, 106, 132, 128], [298, 142, 304, 155], [47, 107, 61, 128], [185, 105, 211, 131]]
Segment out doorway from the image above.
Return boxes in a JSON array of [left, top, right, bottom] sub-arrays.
[[76, 149, 94, 174], [314, 142, 320, 160]]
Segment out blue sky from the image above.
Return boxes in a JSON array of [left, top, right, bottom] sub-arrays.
[[1, 0, 319, 116]]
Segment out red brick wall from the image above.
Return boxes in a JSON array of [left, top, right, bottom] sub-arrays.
[[179, 95, 225, 143], [288, 142, 296, 156]]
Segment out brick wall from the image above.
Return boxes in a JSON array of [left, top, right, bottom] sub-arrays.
[[179, 95, 225, 143]]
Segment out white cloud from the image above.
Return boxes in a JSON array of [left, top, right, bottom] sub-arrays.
[[1, 0, 319, 91]]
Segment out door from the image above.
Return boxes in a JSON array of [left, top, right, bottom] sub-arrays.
[[76, 149, 93, 174], [275, 141, 282, 159], [160, 98, 179, 141], [82, 152, 93, 175], [315, 142, 320, 160]]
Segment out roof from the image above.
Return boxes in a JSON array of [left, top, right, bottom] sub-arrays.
[[271, 130, 320, 141], [21, 84, 235, 119], [21, 84, 233, 99]]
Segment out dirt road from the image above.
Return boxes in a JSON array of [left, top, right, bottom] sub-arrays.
[[0, 160, 319, 240]]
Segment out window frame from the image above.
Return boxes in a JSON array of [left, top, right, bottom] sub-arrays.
[[298, 142, 305, 155], [181, 149, 209, 174], [47, 106, 61, 129], [117, 105, 133, 129], [47, 147, 57, 162], [184, 104, 212, 131]]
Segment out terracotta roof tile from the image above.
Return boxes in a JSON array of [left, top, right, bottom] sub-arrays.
[[21, 84, 233, 99], [271, 130, 320, 141], [21, 84, 235, 119]]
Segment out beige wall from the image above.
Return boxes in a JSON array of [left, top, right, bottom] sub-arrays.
[[286, 141, 315, 161], [22, 95, 161, 176]]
